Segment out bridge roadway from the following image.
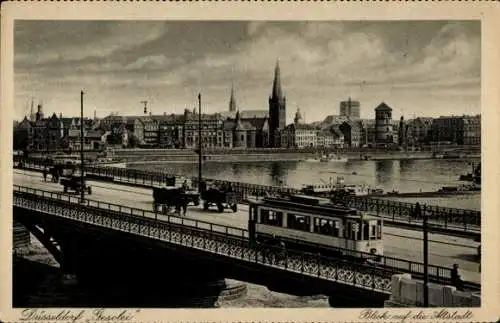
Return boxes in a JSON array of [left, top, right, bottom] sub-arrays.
[[14, 169, 481, 284]]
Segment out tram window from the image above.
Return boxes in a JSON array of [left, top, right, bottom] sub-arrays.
[[363, 221, 370, 240], [313, 218, 337, 236], [357, 221, 362, 240], [287, 213, 310, 232], [260, 209, 283, 226]]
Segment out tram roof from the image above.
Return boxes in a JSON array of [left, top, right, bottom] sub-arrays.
[[249, 195, 381, 220]]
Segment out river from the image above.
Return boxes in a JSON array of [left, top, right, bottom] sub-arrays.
[[130, 158, 481, 210]]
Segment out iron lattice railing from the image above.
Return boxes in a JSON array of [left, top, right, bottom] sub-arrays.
[[12, 185, 480, 293], [13, 185, 392, 294], [17, 158, 481, 233]]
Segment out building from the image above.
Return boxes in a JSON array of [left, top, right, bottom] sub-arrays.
[[374, 102, 394, 145], [463, 115, 481, 146], [63, 129, 107, 151], [183, 111, 224, 149], [156, 114, 185, 148], [339, 120, 362, 148], [339, 97, 360, 119], [407, 117, 433, 147], [430, 116, 464, 144], [28, 105, 65, 152], [430, 115, 481, 146], [13, 116, 33, 150], [268, 60, 286, 147]]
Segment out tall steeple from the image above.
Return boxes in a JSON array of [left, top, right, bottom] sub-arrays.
[[229, 84, 237, 112], [271, 60, 283, 100], [268, 59, 286, 148], [29, 98, 35, 121]]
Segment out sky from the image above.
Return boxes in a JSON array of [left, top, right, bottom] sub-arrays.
[[14, 20, 480, 123]]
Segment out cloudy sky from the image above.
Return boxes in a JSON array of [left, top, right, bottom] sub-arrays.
[[14, 20, 480, 122]]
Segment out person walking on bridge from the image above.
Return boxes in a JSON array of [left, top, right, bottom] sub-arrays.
[[414, 202, 422, 219], [451, 263, 464, 291], [43, 167, 47, 182]]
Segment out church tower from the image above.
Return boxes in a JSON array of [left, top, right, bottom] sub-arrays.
[[268, 60, 286, 147], [229, 84, 237, 112], [294, 107, 302, 125]]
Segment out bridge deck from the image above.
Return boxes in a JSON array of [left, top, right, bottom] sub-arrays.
[[14, 169, 481, 284]]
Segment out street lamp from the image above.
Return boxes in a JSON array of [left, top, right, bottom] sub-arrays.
[[80, 90, 85, 203], [422, 203, 429, 307], [198, 93, 202, 193]]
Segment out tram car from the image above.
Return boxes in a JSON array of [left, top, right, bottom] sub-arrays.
[[247, 194, 384, 261], [199, 180, 241, 213]]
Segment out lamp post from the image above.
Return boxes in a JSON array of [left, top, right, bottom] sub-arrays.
[[198, 93, 202, 192], [80, 90, 85, 203], [422, 204, 429, 307]]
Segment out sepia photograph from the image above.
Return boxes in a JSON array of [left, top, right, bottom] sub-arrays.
[[1, 3, 499, 323]]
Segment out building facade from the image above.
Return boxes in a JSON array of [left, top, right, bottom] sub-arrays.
[[374, 102, 394, 145], [339, 97, 360, 119]]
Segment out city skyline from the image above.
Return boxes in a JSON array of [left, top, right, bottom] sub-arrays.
[[15, 20, 480, 122]]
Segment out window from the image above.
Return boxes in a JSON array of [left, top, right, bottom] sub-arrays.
[[287, 213, 310, 232], [260, 209, 283, 226], [313, 217, 339, 236]]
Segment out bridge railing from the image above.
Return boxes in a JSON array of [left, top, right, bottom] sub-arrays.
[[14, 185, 394, 294], [17, 158, 481, 229], [13, 184, 478, 290]]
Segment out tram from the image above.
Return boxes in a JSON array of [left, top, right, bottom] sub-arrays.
[[248, 194, 384, 260]]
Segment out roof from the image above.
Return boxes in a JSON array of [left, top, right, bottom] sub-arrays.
[[220, 110, 268, 119], [375, 102, 392, 111], [242, 117, 268, 130]]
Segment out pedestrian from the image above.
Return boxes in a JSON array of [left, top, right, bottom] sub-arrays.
[[414, 202, 422, 219], [182, 198, 188, 216], [451, 263, 464, 291], [43, 168, 47, 182]]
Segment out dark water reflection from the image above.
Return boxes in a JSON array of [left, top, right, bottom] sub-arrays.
[[134, 159, 478, 193]]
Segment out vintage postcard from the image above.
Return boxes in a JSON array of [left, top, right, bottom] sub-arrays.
[[1, 2, 499, 323]]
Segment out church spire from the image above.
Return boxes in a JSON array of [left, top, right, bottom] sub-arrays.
[[271, 59, 283, 100], [229, 84, 236, 112]]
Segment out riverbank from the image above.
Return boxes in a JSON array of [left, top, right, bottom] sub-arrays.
[[112, 149, 480, 164]]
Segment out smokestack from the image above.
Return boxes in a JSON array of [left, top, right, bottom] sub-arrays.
[[94, 110, 96, 120]]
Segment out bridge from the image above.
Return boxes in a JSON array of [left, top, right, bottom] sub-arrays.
[[13, 168, 481, 307], [18, 158, 481, 239]]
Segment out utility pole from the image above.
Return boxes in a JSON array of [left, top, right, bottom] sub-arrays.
[[423, 204, 429, 307], [80, 90, 85, 203], [198, 93, 202, 192]]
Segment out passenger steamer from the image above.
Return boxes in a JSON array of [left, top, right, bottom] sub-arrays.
[[247, 194, 384, 260]]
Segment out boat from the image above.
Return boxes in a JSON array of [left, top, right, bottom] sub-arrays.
[[319, 154, 348, 163], [300, 177, 384, 196]]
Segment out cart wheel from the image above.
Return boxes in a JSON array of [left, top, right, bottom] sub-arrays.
[[203, 201, 209, 211], [231, 204, 238, 212], [217, 203, 224, 213]]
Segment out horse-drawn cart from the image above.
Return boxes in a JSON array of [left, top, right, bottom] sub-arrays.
[[153, 186, 195, 215], [60, 175, 92, 194], [200, 181, 242, 213]]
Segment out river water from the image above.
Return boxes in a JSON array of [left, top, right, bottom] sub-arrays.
[[131, 158, 481, 210]]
